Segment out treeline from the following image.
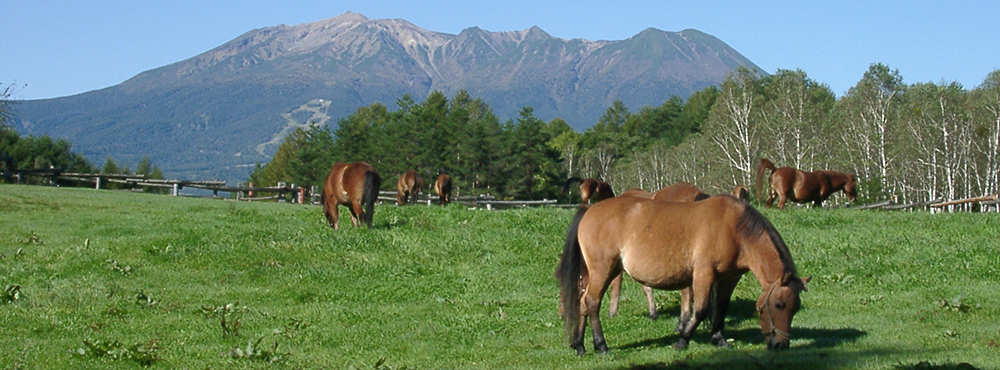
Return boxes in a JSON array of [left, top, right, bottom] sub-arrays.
[[253, 63, 1000, 207], [247, 90, 708, 200], [1, 83, 167, 189]]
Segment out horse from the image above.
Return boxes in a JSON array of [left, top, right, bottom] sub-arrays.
[[565, 177, 615, 204], [556, 195, 810, 354], [755, 158, 858, 209], [321, 161, 382, 230], [732, 185, 750, 202], [396, 170, 425, 205], [434, 174, 452, 206], [608, 182, 711, 320]]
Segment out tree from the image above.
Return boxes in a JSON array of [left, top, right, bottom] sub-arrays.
[[903, 82, 973, 205], [705, 66, 765, 187], [972, 69, 1000, 198], [837, 63, 905, 199], [759, 69, 835, 170], [502, 107, 562, 199]]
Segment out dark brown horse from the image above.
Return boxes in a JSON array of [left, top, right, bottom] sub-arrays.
[[322, 162, 382, 230], [556, 195, 809, 354], [609, 183, 710, 320], [396, 170, 425, 205], [565, 178, 615, 204], [756, 158, 858, 209], [434, 174, 452, 206]]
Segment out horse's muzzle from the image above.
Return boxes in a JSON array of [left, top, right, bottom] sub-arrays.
[[766, 336, 790, 351]]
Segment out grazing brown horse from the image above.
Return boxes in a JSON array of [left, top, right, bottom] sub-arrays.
[[322, 161, 382, 230], [609, 183, 711, 320], [756, 158, 858, 209], [396, 170, 425, 205], [434, 174, 452, 206], [556, 195, 810, 354], [564, 178, 615, 204]]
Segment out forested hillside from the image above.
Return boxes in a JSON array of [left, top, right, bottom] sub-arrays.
[[252, 65, 1000, 207]]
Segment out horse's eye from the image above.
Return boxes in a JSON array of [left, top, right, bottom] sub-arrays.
[[775, 302, 786, 310]]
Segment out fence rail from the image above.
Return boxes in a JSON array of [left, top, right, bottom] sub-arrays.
[[6, 169, 999, 212]]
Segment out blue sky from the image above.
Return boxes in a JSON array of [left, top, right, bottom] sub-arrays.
[[3, 1, 998, 101]]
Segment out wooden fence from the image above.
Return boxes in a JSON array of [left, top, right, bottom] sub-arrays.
[[6, 168, 998, 212]]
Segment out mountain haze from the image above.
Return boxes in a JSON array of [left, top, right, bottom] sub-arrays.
[[14, 12, 761, 182]]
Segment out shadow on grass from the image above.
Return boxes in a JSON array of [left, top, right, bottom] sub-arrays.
[[616, 325, 866, 354], [620, 348, 982, 370]]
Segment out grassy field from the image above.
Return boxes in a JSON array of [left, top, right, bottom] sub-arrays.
[[1, 185, 998, 369]]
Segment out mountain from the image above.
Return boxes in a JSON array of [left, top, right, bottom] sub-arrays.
[[13, 12, 761, 183]]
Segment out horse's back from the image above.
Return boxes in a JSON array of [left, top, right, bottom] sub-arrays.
[[653, 182, 709, 202]]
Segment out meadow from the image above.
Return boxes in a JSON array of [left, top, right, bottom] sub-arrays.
[[1, 185, 998, 369]]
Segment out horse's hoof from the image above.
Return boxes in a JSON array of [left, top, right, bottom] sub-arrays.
[[574, 345, 586, 356], [711, 337, 732, 348], [649, 312, 659, 321], [596, 343, 609, 354], [672, 340, 689, 350]]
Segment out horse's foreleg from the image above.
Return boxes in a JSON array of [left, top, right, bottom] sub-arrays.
[[643, 285, 657, 320], [709, 278, 740, 348], [607, 273, 622, 317], [675, 271, 714, 350], [676, 287, 692, 332]]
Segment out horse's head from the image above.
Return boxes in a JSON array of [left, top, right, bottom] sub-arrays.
[[844, 175, 858, 202], [757, 272, 810, 350]]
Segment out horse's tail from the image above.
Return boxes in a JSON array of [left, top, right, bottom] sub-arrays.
[[755, 158, 777, 199], [556, 205, 589, 344], [362, 170, 381, 229], [562, 177, 584, 195]]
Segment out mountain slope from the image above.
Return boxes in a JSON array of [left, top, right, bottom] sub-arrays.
[[13, 12, 761, 182]]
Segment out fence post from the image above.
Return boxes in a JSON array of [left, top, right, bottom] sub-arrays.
[[299, 187, 306, 205], [277, 182, 286, 203], [95, 176, 101, 190], [172, 183, 179, 196]]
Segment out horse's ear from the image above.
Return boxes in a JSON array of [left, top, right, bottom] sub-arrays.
[[800, 276, 811, 292], [781, 271, 794, 285]]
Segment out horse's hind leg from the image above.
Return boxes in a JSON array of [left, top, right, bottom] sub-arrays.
[[348, 201, 363, 228], [582, 281, 610, 354], [607, 272, 622, 317], [324, 203, 340, 230]]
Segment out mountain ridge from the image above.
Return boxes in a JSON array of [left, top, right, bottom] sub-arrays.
[[13, 12, 761, 183]]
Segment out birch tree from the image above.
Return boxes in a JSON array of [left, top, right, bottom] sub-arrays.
[[972, 70, 1000, 197], [706, 66, 763, 187], [837, 63, 905, 199], [760, 69, 835, 170]]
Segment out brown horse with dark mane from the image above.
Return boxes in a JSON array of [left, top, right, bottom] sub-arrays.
[[322, 161, 382, 230], [434, 174, 452, 206], [396, 170, 425, 205], [756, 158, 858, 209], [565, 177, 615, 204], [556, 195, 809, 354]]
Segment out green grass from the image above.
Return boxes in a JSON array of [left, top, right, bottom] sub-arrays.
[[1, 184, 998, 369]]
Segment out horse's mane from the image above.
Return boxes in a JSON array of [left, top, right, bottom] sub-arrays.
[[737, 202, 797, 275]]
